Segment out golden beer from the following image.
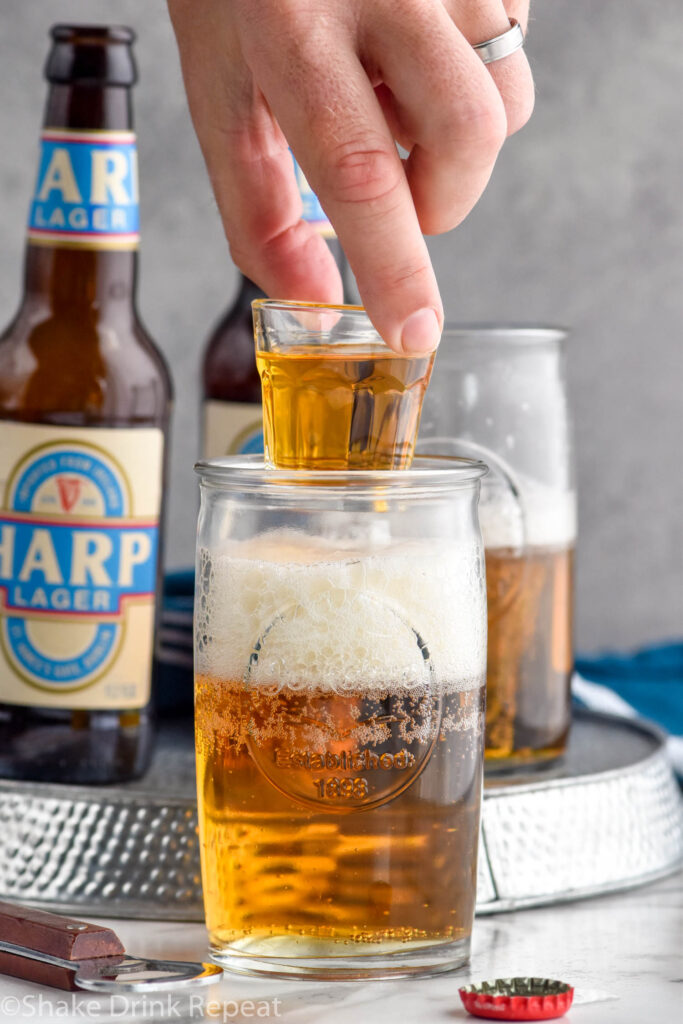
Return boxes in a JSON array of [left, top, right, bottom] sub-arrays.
[[477, 477, 576, 767], [485, 544, 574, 765], [417, 325, 576, 769], [193, 490, 488, 976], [196, 677, 484, 953]]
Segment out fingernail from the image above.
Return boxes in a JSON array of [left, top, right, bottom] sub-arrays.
[[400, 308, 441, 353]]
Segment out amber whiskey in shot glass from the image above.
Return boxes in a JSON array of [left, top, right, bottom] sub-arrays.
[[253, 301, 434, 470]]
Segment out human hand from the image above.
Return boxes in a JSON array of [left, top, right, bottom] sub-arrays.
[[168, 0, 533, 352]]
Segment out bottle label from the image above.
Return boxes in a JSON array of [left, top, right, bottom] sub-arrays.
[[27, 129, 139, 250], [291, 155, 335, 239], [0, 423, 163, 709], [203, 400, 264, 458]]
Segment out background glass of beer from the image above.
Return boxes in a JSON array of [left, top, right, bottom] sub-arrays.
[[418, 327, 576, 772], [252, 300, 435, 470], [194, 456, 487, 978]]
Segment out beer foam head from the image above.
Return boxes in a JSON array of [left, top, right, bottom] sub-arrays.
[[195, 530, 486, 691], [478, 475, 577, 549]]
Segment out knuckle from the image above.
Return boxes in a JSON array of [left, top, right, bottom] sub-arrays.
[[262, 221, 314, 263], [370, 257, 434, 295], [449, 94, 507, 157], [419, 207, 457, 236], [228, 220, 316, 283], [236, 0, 308, 34], [324, 142, 403, 207], [233, 220, 305, 266]]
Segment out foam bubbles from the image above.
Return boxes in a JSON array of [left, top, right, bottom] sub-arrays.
[[478, 476, 576, 550], [195, 530, 486, 692]]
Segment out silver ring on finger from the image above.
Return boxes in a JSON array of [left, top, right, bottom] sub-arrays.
[[473, 17, 525, 65]]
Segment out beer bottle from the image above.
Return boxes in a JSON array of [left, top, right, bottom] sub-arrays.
[[202, 274, 266, 458], [201, 159, 355, 458], [0, 25, 172, 783]]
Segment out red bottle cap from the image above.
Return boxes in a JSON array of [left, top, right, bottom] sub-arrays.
[[459, 978, 574, 1021]]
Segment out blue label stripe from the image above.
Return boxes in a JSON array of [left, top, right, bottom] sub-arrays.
[[5, 619, 119, 685], [0, 515, 158, 617], [291, 154, 336, 238], [28, 129, 139, 249], [1, 442, 158, 689], [238, 430, 265, 456], [12, 449, 126, 516]]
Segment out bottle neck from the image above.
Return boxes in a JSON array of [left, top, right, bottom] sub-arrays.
[[325, 236, 359, 304], [22, 247, 137, 314], [22, 82, 139, 315], [237, 274, 267, 306]]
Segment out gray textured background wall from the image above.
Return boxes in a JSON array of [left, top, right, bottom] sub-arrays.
[[1, 1, 681, 652]]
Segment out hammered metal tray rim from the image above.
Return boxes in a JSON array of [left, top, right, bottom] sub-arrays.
[[0, 711, 680, 923], [485, 709, 669, 798], [7, 860, 683, 924], [0, 774, 198, 810], [475, 860, 683, 915]]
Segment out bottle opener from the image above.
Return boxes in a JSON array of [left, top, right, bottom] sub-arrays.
[[0, 901, 222, 992]]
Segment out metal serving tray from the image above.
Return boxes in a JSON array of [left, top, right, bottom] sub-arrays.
[[0, 710, 680, 920]]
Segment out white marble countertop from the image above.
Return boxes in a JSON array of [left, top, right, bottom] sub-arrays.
[[0, 872, 680, 1024]]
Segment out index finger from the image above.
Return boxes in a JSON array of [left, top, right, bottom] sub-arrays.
[[255, 56, 443, 352], [168, 0, 343, 306]]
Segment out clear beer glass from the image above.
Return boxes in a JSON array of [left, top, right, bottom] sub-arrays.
[[418, 327, 576, 771], [194, 456, 488, 979]]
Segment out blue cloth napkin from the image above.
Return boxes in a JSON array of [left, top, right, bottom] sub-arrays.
[[573, 643, 683, 775], [156, 570, 194, 716]]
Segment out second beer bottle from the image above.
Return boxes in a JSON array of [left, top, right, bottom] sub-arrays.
[[0, 25, 172, 783]]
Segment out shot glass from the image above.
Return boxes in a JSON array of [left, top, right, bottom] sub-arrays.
[[252, 300, 435, 470]]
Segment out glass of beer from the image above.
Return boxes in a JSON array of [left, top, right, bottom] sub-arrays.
[[418, 327, 576, 772], [194, 455, 487, 978], [252, 300, 435, 469]]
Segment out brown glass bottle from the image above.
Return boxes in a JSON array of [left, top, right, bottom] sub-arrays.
[[0, 26, 172, 783]]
